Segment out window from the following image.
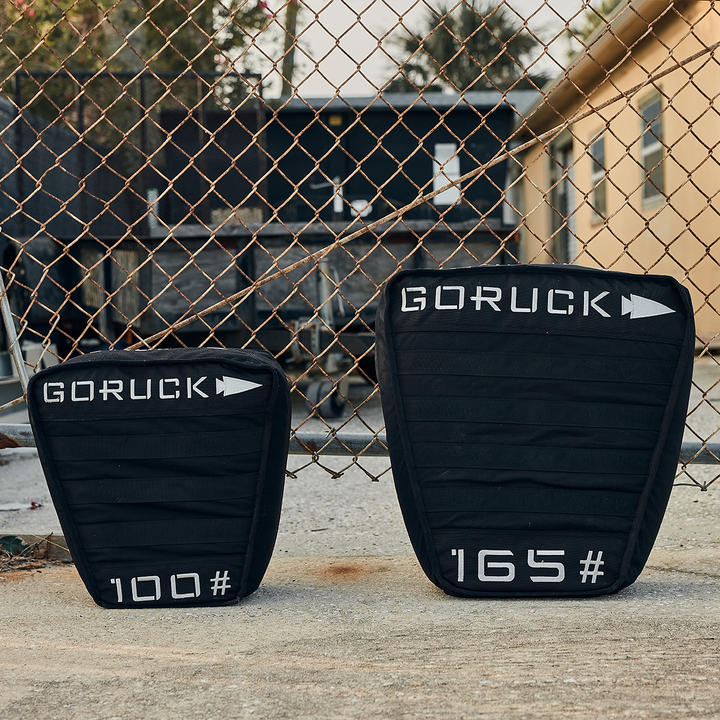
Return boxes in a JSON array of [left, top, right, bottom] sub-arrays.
[[589, 132, 606, 219], [432, 142, 461, 206], [502, 161, 523, 227], [641, 97, 664, 201], [549, 143, 577, 263]]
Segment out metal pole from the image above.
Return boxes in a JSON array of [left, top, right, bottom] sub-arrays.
[[140, 73, 149, 236], [77, 83, 88, 225], [14, 74, 25, 238], [0, 422, 717, 475], [255, 82, 269, 222], [0, 270, 29, 395], [197, 77, 211, 224], [280, 0, 299, 97]]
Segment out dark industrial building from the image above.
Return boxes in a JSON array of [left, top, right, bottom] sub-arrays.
[[2, 90, 538, 362], [157, 90, 538, 230]]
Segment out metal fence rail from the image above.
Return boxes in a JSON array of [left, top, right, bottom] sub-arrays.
[[0, 423, 717, 465], [1, 0, 720, 489]]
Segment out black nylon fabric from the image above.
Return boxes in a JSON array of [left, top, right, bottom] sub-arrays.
[[28, 348, 291, 608], [375, 265, 694, 597]]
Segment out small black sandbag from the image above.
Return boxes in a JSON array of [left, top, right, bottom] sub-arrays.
[[28, 348, 290, 608]]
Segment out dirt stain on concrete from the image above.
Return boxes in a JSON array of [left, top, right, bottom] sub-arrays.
[[0, 569, 40, 583], [319, 560, 390, 581]]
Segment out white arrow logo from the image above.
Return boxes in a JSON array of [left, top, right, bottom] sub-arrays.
[[621, 295, 675, 319], [215, 376, 262, 397]]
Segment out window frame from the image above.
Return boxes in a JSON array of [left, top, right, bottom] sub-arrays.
[[589, 130, 607, 222], [640, 95, 665, 204], [432, 142, 461, 206], [548, 137, 577, 263]]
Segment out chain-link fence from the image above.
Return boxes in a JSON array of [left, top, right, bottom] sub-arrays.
[[1, 0, 719, 487]]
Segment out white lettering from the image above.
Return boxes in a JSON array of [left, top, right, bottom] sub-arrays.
[[452, 548, 465, 583], [43, 382, 64, 403], [435, 285, 465, 310], [478, 550, 515, 582], [470, 286, 502, 311], [401, 286, 426, 312], [397, 283, 621, 320], [110, 578, 123, 603], [548, 289, 574, 315], [71, 380, 94, 402], [131, 575, 161, 602], [584, 290, 611, 317], [528, 549, 566, 583], [99, 379, 124, 401], [159, 378, 180, 399], [130, 378, 151, 400], [510, 286, 538, 313], [187, 376, 208, 399], [171, 573, 201, 599]]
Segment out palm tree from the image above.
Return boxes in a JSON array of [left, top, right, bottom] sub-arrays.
[[571, 0, 624, 46], [386, 0, 544, 93]]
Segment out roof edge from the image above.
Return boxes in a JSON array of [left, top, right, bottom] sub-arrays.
[[274, 89, 541, 115], [521, 0, 676, 136]]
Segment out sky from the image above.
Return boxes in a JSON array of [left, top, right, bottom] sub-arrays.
[[261, 0, 589, 98]]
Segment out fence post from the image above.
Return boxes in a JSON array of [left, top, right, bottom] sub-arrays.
[[0, 269, 29, 395]]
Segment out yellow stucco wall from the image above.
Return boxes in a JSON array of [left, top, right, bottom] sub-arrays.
[[518, 2, 720, 340]]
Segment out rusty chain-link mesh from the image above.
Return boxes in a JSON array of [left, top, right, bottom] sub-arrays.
[[1, 0, 719, 487]]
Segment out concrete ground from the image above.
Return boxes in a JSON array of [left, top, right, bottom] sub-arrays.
[[0, 451, 720, 719], [1, 359, 720, 718]]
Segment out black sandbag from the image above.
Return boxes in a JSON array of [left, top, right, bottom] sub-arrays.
[[375, 265, 694, 597], [28, 348, 290, 608]]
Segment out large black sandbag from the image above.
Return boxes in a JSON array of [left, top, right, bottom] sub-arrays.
[[28, 348, 290, 608], [376, 265, 694, 597]]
